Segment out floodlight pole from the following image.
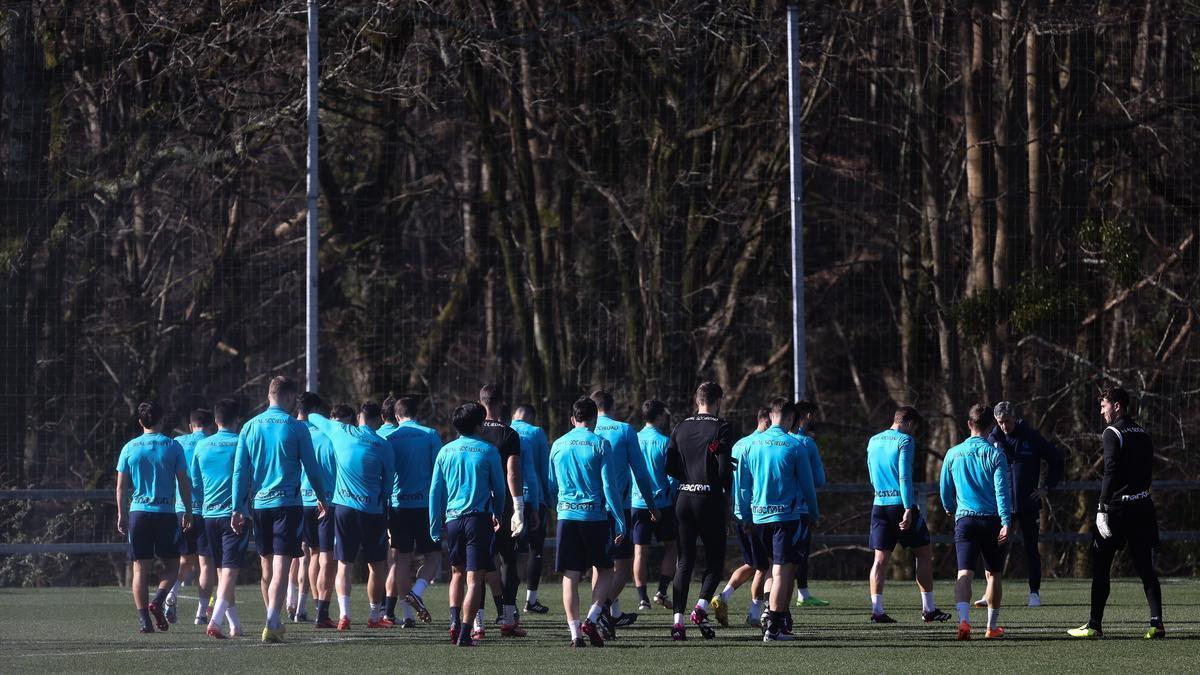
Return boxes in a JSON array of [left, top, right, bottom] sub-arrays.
[[305, 0, 320, 393], [787, 3, 806, 401]]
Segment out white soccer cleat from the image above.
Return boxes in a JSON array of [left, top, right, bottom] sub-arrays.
[[1028, 592, 1041, 607]]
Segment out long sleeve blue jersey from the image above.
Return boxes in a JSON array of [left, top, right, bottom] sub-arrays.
[[790, 430, 827, 513], [866, 428, 917, 508], [174, 430, 210, 512], [378, 422, 399, 438], [232, 405, 326, 512], [116, 432, 188, 514], [191, 429, 240, 518], [735, 425, 819, 524], [300, 422, 336, 506], [511, 419, 550, 509], [386, 420, 442, 509], [307, 414, 395, 515], [730, 430, 762, 521], [632, 425, 676, 510], [428, 435, 506, 541], [940, 436, 1013, 526], [594, 414, 657, 511], [547, 426, 626, 536]]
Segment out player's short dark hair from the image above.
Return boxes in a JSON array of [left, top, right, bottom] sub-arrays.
[[137, 401, 163, 428], [590, 389, 614, 412], [642, 399, 667, 423], [332, 404, 356, 423], [479, 384, 502, 408], [770, 396, 796, 420], [190, 408, 213, 427], [213, 399, 239, 427], [795, 399, 816, 417], [381, 396, 397, 424], [396, 396, 420, 419], [514, 403, 536, 420], [298, 391, 324, 415], [360, 400, 382, 421], [452, 401, 486, 435], [894, 406, 923, 428], [572, 397, 598, 424], [1099, 386, 1131, 409], [967, 403, 995, 432], [269, 376, 298, 399], [756, 406, 771, 423], [695, 381, 723, 406]]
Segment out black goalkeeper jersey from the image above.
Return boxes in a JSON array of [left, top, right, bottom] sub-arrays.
[[665, 413, 735, 498], [1098, 415, 1154, 513]]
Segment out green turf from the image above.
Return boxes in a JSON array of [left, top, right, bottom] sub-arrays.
[[1, 579, 1195, 673]]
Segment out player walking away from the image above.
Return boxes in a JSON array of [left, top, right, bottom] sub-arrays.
[[547, 397, 627, 649], [631, 399, 679, 613], [1068, 387, 1166, 640], [166, 408, 215, 625], [590, 389, 658, 634], [940, 404, 1012, 641], [735, 398, 820, 642], [476, 385, 533, 638], [192, 399, 249, 639], [866, 406, 950, 624], [115, 401, 193, 633], [231, 376, 329, 643], [789, 400, 829, 608], [379, 395, 400, 438], [382, 395, 443, 627], [666, 381, 735, 641], [307, 401, 396, 630], [429, 402, 506, 648], [511, 404, 553, 615], [714, 407, 770, 628], [972, 401, 1064, 609], [297, 392, 338, 628]]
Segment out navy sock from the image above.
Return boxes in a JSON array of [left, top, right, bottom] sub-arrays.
[[317, 600, 330, 621], [152, 587, 169, 607], [637, 585, 650, 602], [138, 607, 152, 626], [384, 596, 398, 617]]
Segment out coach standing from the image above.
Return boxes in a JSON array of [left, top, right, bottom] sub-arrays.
[[1067, 387, 1165, 639]]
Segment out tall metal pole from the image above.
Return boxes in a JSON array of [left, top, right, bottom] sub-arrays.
[[305, 0, 320, 393], [787, 4, 806, 401]]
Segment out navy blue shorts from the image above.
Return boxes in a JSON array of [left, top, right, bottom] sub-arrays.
[[557, 519, 614, 573], [869, 504, 931, 551], [334, 505, 389, 563], [610, 509, 634, 560], [389, 508, 440, 554], [631, 506, 678, 546], [252, 505, 304, 558], [736, 520, 770, 570], [445, 513, 494, 572], [178, 514, 208, 556], [954, 516, 1007, 572], [303, 506, 335, 553], [128, 511, 181, 561], [758, 519, 807, 565], [204, 516, 250, 569]]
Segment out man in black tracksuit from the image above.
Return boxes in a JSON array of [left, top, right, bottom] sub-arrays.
[[665, 381, 734, 641], [1068, 387, 1165, 639], [975, 401, 1063, 607]]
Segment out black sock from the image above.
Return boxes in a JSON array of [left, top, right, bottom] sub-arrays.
[[492, 595, 503, 615], [637, 585, 650, 603], [317, 600, 330, 621], [384, 596, 398, 617], [450, 606, 461, 627], [657, 575, 672, 596], [152, 587, 169, 607], [138, 607, 152, 627]]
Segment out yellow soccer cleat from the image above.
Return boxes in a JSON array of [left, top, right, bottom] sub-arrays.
[[261, 626, 284, 643], [1067, 624, 1102, 639], [1144, 625, 1166, 639], [710, 596, 729, 627]]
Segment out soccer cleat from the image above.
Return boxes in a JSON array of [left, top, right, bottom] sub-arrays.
[[710, 596, 729, 627], [746, 613, 763, 627], [613, 612, 638, 628], [147, 603, 169, 632], [922, 609, 951, 623], [571, 637, 588, 648], [404, 592, 433, 623], [957, 621, 972, 641], [525, 600, 550, 614], [456, 636, 477, 648], [337, 617, 351, 631], [870, 613, 896, 624], [261, 626, 284, 643], [206, 626, 228, 640], [401, 618, 416, 629], [1144, 625, 1165, 639], [231, 626, 245, 638], [367, 617, 393, 628], [797, 596, 830, 607], [165, 602, 178, 625], [294, 611, 308, 623], [638, 600, 652, 611], [690, 607, 716, 639], [500, 623, 528, 637], [449, 624, 461, 644], [471, 628, 486, 641], [670, 623, 687, 641], [138, 622, 155, 634], [1067, 623, 1102, 639], [1028, 592, 1041, 608], [581, 620, 605, 647], [973, 596, 988, 609], [653, 591, 669, 608], [763, 629, 794, 642], [984, 626, 1005, 639], [194, 615, 208, 625], [314, 617, 336, 629]]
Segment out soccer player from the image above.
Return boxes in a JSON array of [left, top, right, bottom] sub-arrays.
[[547, 397, 627, 648], [590, 389, 658, 633], [665, 381, 734, 640], [231, 376, 329, 643], [192, 399, 248, 639], [1068, 387, 1165, 639], [307, 401, 396, 630], [736, 398, 819, 642], [865, 406, 950, 623], [115, 401, 193, 633], [379, 395, 400, 438], [511, 403, 552, 615], [297, 392, 338, 628], [166, 408, 214, 625], [939, 404, 1012, 640], [631, 399, 678, 613], [476, 385, 532, 637], [713, 407, 770, 628], [974, 400, 1063, 608], [382, 395, 443, 627], [429, 401, 506, 648], [790, 400, 829, 607]]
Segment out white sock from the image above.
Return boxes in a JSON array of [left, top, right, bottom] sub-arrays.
[[338, 595, 351, 620], [287, 583, 298, 608], [526, 589, 538, 604], [956, 601, 970, 623], [265, 607, 281, 629], [798, 587, 812, 601], [721, 584, 735, 601], [167, 580, 181, 602], [749, 599, 762, 620], [226, 606, 241, 632], [696, 598, 710, 612], [586, 602, 603, 623], [870, 594, 884, 614], [610, 599, 623, 618], [921, 591, 935, 613], [403, 602, 415, 621], [369, 602, 381, 622], [412, 578, 429, 598], [209, 599, 229, 629], [474, 609, 485, 630], [569, 619, 582, 640], [198, 591, 211, 618], [297, 591, 309, 615], [987, 608, 999, 630], [673, 612, 684, 625]]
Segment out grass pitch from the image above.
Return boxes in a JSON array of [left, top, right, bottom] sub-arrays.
[[2, 578, 1196, 673]]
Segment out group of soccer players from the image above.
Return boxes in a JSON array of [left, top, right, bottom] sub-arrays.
[[115, 374, 1167, 646]]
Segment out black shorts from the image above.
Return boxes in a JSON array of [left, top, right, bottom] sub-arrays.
[[869, 504, 931, 551], [128, 511, 181, 561], [736, 520, 770, 571], [556, 519, 613, 573], [389, 507, 440, 554], [252, 505, 304, 558], [610, 509, 634, 560], [445, 513, 494, 572], [954, 515, 1007, 572], [205, 516, 251, 569], [303, 506, 335, 553], [631, 506, 678, 546], [178, 513, 208, 556], [759, 519, 807, 565], [334, 505, 389, 564]]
